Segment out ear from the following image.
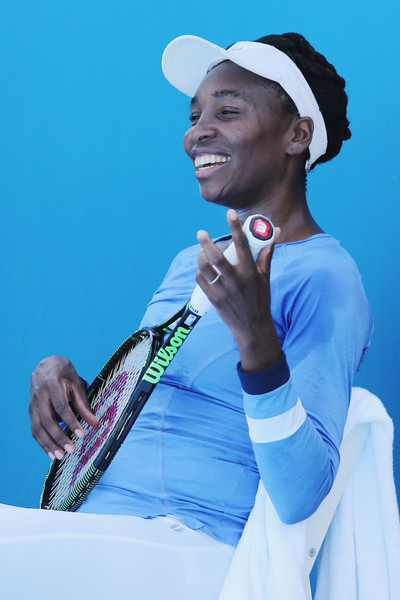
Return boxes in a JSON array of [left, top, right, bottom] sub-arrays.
[[286, 117, 314, 157]]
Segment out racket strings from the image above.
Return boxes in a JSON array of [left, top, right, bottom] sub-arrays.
[[92, 331, 148, 399], [47, 335, 152, 509]]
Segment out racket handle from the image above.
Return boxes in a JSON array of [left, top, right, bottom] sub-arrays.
[[189, 215, 275, 316]]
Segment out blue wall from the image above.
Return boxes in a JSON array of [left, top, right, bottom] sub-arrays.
[[1, 0, 399, 506]]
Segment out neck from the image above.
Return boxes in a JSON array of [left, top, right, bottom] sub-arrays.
[[236, 179, 323, 243]]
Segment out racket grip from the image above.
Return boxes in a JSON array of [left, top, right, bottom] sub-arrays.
[[189, 215, 275, 316]]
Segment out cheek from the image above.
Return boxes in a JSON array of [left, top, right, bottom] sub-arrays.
[[249, 130, 284, 164], [235, 134, 270, 168]]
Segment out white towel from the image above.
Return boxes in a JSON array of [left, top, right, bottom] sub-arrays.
[[218, 388, 400, 600]]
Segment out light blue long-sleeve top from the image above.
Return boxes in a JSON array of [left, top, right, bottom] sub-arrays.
[[77, 233, 372, 546]]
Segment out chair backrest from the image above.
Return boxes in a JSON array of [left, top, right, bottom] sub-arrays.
[[304, 421, 370, 575]]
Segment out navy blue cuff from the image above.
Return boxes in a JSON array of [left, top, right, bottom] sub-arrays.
[[237, 352, 290, 395]]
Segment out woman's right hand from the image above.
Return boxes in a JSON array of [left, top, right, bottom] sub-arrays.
[[29, 356, 99, 460]]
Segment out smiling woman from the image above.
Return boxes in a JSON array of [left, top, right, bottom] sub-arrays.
[[25, 32, 373, 598]]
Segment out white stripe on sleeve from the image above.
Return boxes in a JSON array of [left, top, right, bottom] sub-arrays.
[[246, 398, 307, 443]]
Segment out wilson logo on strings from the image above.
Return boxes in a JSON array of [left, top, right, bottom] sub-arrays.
[[69, 371, 128, 488]]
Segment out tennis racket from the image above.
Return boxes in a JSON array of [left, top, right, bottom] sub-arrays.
[[40, 215, 275, 512]]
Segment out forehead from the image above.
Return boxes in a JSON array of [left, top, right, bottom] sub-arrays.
[[192, 60, 276, 106]]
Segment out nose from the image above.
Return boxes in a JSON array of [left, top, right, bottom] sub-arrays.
[[188, 115, 217, 144], [191, 129, 216, 143]]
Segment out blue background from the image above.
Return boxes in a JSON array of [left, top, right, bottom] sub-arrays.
[[0, 0, 399, 507]]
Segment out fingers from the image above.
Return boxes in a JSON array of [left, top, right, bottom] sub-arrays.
[[195, 211, 280, 370], [255, 226, 281, 278], [196, 210, 252, 281], [197, 209, 272, 289], [29, 385, 78, 460], [29, 356, 98, 460], [196, 229, 232, 276], [196, 244, 221, 283], [29, 400, 73, 460], [225, 209, 255, 266], [70, 379, 99, 428], [195, 243, 224, 307]]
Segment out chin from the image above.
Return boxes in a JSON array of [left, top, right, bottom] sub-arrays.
[[200, 187, 247, 212], [198, 183, 234, 208]]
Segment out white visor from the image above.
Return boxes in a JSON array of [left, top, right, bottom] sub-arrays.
[[162, 35, 328, 171]]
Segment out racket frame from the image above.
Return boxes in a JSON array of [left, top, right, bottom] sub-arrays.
[[40, 304, 199, 511]]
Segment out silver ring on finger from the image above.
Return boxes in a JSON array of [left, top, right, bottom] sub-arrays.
[[210, 273, 221, 285]]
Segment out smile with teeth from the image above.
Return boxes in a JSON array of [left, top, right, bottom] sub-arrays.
[[194, 154, 231, 170]]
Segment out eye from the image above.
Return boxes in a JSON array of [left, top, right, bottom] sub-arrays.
[[189, 113, 200, 124], [219, 109, 240, 119]]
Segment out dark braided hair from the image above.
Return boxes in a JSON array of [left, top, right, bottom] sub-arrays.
[[253, 33, 351, 169]]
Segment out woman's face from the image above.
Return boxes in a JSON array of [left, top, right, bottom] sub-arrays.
[[183, 61, 297, 211]]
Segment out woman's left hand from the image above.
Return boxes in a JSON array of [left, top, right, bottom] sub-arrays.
[[196, 209, 282, 372]]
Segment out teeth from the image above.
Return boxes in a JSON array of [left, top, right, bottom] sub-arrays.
[[194, 155, 230, 169]]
